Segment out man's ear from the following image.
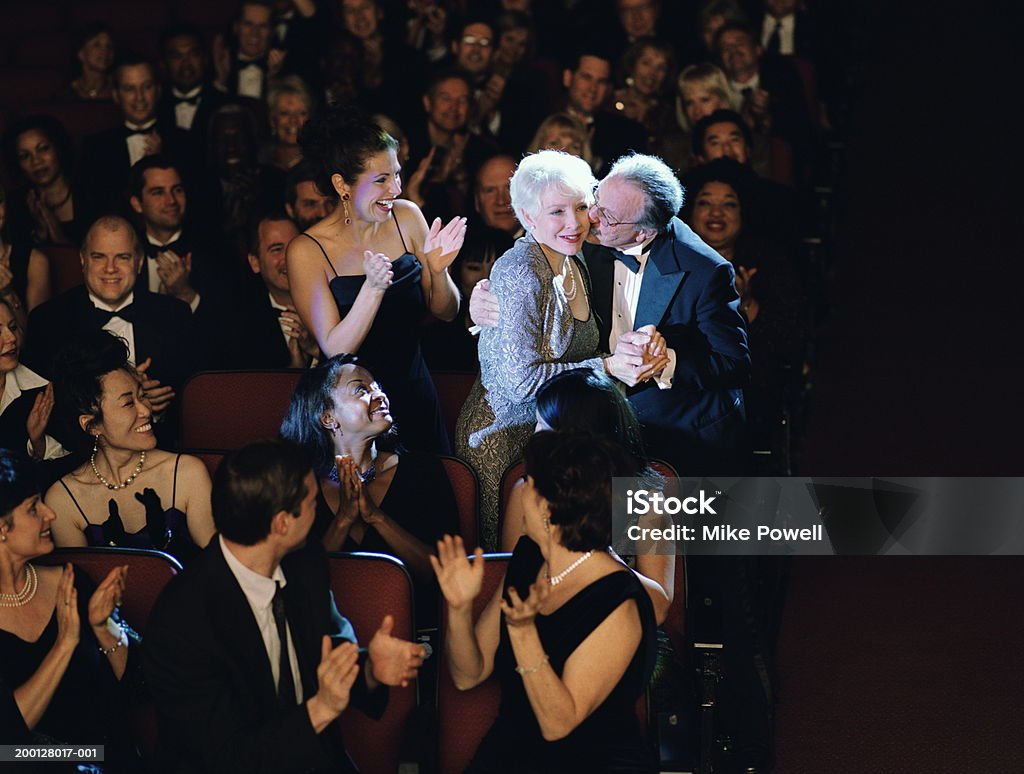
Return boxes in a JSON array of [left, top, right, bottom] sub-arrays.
[[129, 195, 143, 215], [562, 69, 572, 89], [285, 202, 295, 219], [421, 93, 432, 116], [270, 509, 291, 537], [246, 252, 261, 274]]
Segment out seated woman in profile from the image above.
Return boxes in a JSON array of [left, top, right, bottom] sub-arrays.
[[500, 368, 674, 624], [44, 332, 214, 562], [0, 449, 139, 770], [280, 353, 458, 585], [434, 431, 658, 773]]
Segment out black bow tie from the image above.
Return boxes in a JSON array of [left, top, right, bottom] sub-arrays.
[[612, 250, 641, 273], [93, 302, 137, 326], [174, 94, 201, 107], [145, 240, 185, 259], [237, 57, 268, 72], [125, 125, 156, 139]]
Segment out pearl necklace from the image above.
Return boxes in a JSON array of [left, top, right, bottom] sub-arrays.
[[0, 564, 38, 607], [560, 256, 578, 301], [547, 550, 594, 586], [91, 450, 146, 490]]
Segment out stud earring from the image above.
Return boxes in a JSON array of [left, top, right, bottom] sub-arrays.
[[342, 193, 352, 226]]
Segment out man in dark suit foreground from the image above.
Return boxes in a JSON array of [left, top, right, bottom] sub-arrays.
[[143, 439, 425, 773]]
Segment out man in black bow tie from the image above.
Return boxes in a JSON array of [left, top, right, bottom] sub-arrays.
[[24, 216, 197, 441], [213, 0, 285, 101], [79, 54, 193, 224], [472, 153, 750, 475], [158, 24, 227, 145]]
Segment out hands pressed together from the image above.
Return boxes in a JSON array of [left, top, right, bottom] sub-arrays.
[[604, 324, 670, 387], [54, 563, 129, 656]]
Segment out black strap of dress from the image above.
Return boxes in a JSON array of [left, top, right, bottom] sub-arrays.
[[172, 453, 181, 508], [57, 478, 90, 522], [392, 210, 410, 254], [300, 233, 338, 277]]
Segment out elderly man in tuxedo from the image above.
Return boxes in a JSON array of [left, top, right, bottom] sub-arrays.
[[472, 153, 750, 475], [143, 439, 425, 773]]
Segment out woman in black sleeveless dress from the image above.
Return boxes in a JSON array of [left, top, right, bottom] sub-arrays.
[[286, 109, 466, 455], [433, 432, 659, 773]]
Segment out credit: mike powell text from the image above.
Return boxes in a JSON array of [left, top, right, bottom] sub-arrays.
[[625, 523, 825, 544]]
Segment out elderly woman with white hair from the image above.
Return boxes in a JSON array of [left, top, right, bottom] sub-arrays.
[[456, 150, 606, 549]]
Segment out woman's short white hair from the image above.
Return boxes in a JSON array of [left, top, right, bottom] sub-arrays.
[[509, 149, 597, 228]]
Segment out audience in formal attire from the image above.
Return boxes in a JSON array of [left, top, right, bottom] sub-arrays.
[[158, 24, 227, 144], [285, 159, 338, 231], [60, 23, 116, 102], [0, 185, 51, 327]]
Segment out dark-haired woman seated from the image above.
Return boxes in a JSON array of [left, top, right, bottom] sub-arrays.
[[500, 369, 674, 624], [44, 332, 214, 562], [0, 449, 139, 770], [280, 354, 458, 586], [286, 109, 465, 455], [434, 431, 658, 773], [1, 116, 84, 247]]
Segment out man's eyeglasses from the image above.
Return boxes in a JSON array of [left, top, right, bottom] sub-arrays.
[[461, 35, 492, 47], [592, 204, 640, 228]]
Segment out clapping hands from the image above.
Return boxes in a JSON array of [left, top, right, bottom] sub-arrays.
[[423, 216, 468, 274], [430, 534, 484, 611]]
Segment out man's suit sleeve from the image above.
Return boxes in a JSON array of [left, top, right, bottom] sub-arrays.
[[143, 583, 336, 774], [669, 261, 751, 393]]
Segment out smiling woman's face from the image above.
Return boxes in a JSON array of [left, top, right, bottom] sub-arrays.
[[522, 185, 591, 256], [690, 181, 741, 252]]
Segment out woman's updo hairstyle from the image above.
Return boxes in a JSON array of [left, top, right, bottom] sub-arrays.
[[0, 450, 39, 522], [299, 107, 399, 198], [52, 331, 131, 452], [523, 430, 640, 552]]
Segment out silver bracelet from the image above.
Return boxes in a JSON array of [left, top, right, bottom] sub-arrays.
[[514, 654, 549, 676], [98, 627, 127, 656]]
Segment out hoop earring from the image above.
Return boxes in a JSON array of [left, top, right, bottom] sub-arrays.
[[342, 193, 352, 226]]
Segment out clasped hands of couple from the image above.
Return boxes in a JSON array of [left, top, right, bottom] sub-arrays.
[[359, 216, 469, 291], [469, 280, 669, 388]]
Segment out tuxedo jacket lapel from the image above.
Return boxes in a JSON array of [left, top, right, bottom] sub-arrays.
[[582, 244, 615, 350], [206, 547, 281, 710], [636, 231, 687, 330]]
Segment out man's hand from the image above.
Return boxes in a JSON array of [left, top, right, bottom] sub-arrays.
[[268, 48, 287, 77], [143, 131, 163, 157], [307, 637, 361, 731], [367, 615, 426, 688], [468, 278, 499, 328], [281, 308, 319, 366], [135, 357, 176, 415], [156, 250, 196, 303]]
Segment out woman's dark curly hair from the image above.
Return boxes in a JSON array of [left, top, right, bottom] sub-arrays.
[[0, 450, 39, 521], [523, 430, 640, 552], [51, 331, 132, 453], [299, 107, 399, 199], [279, 354, 399, 477], [1, 115, 75, 187]]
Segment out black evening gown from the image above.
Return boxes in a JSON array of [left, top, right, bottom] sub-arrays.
[[468, 537, 658, 773]]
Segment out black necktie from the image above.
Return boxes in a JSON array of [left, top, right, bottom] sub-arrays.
[[766, 19, 782, 54], [612, 250, 641, 273], [272, 583, 297, 706], [93, 303, 137, 326]]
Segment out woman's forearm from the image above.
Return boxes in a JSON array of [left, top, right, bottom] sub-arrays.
[[321, 286, 387, 357], [366, 512, 434, 583], [426, 269, 460, 322], [13, 641, 75, 729], [445, 606, 487, 689], [93, 620, 128, 680], [507, 625, 580, 741]]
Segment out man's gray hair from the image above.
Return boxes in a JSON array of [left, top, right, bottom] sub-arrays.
[[606, 153, 684, 231]]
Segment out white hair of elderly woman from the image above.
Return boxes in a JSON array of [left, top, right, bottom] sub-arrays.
[[509, 149, 597, 230]]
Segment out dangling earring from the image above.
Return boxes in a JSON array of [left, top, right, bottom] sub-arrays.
[[543, 517, 550, 533], [342, 193, 352, 226], [93, 434, 101, 453]]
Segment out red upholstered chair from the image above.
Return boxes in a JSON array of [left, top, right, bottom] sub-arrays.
[[38, 546, 181, 632], [430, 370, 476, 446], [436, 553, 509, 774], [179, 370, 303, 451], [439, 455, 479, 548], [328, 552, 418, 774], [43, 245, 84, 296], [768, 136, 796, 187], [18, 100, 122, 147]]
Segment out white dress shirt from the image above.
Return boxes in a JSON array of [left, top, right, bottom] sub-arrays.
[[729, 72, 761, 96], [125, 119, 158, 167], [237, 59, 264, 99], [172, 86, 202, 130], [145, 231, 201, 313], [89, 291, 137, 365], [219, 536, 303, 704], [761, 14, 796, 55], [0, 365, 67, 460], [610, 238, 676, 390]]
